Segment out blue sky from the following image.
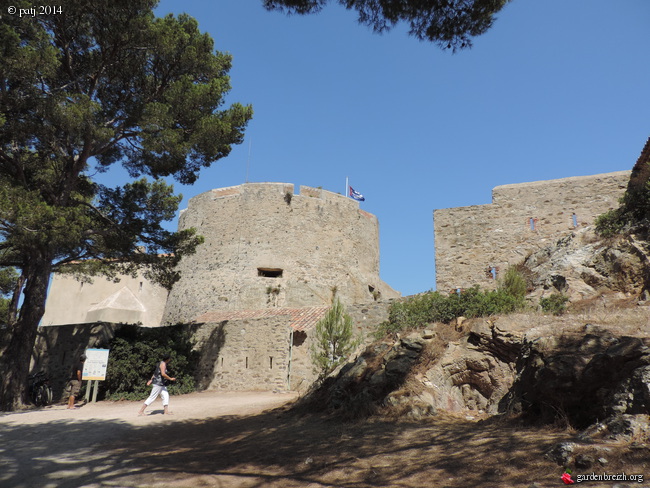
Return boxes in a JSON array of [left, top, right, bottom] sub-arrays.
[[146, 0, 649, 296]]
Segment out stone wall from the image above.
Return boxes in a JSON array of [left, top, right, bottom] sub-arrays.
[[433, 171, 630, 292], [162, 183, 399, 324], [30, 300, 396, 398], [192, 316, 293, 391]]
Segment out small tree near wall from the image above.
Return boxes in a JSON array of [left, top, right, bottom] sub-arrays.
[[311, 299, 361, 379]]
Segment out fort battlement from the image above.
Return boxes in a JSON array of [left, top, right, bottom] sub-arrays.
[[433, 171, 630, 292], [163, 182, 399, 324]]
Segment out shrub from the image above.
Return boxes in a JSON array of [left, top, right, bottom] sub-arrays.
[[595, 208, 626, 238], [595, 183, 650, 237], [378, 284, 527, 336], [103, 324, 198, 401], [311, 299, 361, 378], [540, 293, 570, 315], [498, 267, 527, 298]]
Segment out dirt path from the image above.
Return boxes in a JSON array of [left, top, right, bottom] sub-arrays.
[[0, 391, 298, 488], [0, 391, 646, 488]]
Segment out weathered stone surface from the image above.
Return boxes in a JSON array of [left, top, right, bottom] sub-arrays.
[[501, 331, 650, 429], [434, 171, 631, 292], [163, 183, 400, 324], [523, 229, 650, 302], [425, 322, 521, 414], [545, 442, 576, 466]]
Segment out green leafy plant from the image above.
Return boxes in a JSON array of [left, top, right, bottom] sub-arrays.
[[378, 283, 527, 336], [540, 293, 570, 315], [595, 181, 650, 237], [498, 267, 527, 298], [103, 324, 198, 401], [311, 299, 361, 378]]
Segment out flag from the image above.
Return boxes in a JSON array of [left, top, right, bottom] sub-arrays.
[[349, 186, 365, 201]]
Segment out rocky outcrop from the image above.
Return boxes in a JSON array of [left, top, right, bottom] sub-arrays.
[[299, 322, 524, 419], [500, 325, 650, 429], [300, 316, 650, 444], [424, 322, 521, 414], [523, 228, 650, 302]]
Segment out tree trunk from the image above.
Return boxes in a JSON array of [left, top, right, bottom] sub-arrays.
[[8, 271, 26, 326], [0, 259, 52, 411]]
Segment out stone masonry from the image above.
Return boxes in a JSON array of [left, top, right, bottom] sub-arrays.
[[162, 182, 399, 324], [434, 171, 630, 292]]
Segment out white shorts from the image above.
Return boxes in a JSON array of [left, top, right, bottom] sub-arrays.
[[144, 384, 169, 407]]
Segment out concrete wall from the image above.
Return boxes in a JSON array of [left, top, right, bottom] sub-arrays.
[[41, 272, 168, 327], [433, 171, 630, 292], [163, 183, 400, 324]]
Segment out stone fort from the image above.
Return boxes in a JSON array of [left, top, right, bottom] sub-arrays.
[[37, 142, 645, 394], [163, 182, 400, 324], [433, 170, 631, 292], [38, 183, 399, 394]]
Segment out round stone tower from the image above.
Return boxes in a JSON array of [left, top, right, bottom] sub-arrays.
[[162, 182, 400, 324]]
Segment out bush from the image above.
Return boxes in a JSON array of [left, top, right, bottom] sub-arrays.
[[595, 208, 626, 238], [378, 283, 527, 336], [103, 324, 198, 401], [498, 267, 527, 298], [540, 293, 570, 315], [595, 183, 650, 237]]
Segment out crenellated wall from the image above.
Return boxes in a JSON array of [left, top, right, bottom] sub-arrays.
[[433, 171, 631, 292], [162, 182, 399, 324]]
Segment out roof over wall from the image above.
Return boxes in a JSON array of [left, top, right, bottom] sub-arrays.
[[194, 306, 329, 331]]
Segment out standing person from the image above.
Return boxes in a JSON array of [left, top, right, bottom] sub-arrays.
[[66, 354, 86, 409], [138, 354, 176, 416]]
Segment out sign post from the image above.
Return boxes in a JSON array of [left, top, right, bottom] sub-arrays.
[[83, 348, 110, 403]]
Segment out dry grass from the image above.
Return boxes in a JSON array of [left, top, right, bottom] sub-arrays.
[[91, 409, 649, 487]]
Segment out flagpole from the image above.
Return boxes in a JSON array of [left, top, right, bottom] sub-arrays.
[[345, 176, 349, 198]]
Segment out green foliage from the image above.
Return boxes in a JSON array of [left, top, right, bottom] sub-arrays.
[[498, 267, 527, 298], [595, 208, 627, 237], [378, 285, 527, 336], [0, 0, 252, 408], [595, 181, 650, 237], [103, 324, 198, 401], [311, 299, 362, 378], [540, 294, 570, 316], [262, 0, 510, 51], [0, 268, 18, 326]]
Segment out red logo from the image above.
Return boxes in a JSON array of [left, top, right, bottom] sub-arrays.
[[561, 472, 575, 484]]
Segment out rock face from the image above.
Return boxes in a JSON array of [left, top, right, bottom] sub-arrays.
[[301, 322, 524, 419], [303, 317, 650, 438], [425, 322, 521, 414], [501, 326, 650, 429], [523, 228, 650, 302]]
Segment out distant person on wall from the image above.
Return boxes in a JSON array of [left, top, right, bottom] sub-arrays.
[[138, 354, 176, 416], [66, 354, 86, 409]]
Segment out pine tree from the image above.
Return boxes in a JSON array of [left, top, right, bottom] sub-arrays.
[[0, 1, 252, 410], [311, 299, 361, 378]]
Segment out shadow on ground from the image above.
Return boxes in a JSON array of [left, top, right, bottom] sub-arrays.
[[0, 407, 583, 488]]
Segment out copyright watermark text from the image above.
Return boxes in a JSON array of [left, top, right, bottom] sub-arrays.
[[7, 5, 63, 17]]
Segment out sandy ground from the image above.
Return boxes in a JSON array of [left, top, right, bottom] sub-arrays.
[[0, 390, 648, 488], [0, 391, 298, 488]]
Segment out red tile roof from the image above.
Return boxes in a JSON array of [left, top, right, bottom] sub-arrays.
[[194, 306, 329, 331]]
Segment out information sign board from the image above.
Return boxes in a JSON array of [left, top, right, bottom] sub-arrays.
[[83, 348, 110, 381]]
